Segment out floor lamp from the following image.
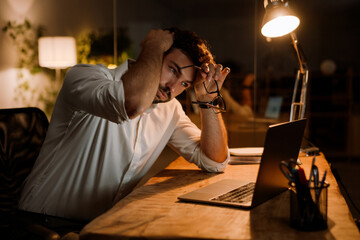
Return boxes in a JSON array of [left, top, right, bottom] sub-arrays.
[[261, 0, 308, 122], [38, 36, 77, 86]]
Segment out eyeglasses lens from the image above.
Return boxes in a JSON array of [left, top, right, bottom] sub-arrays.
[[212, 96, 225, 113]]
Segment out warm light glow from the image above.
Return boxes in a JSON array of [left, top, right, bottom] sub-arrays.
[[261, 15, 300, 38], [108, 64, 117, 69], [38, 37, 77, 69]]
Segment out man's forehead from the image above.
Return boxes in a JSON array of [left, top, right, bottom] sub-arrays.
[[178, 64, 196, 83], [167, 48, 193, 63], [166, 49, 197, 80]]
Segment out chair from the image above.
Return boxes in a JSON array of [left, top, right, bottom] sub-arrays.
[[0, 107, 62, 239]]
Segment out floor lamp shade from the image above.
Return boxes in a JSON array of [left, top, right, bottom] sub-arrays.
[[38, 37, 77, 69]]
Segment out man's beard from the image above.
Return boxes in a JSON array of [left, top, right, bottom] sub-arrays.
[[153, 85, 171, 104]]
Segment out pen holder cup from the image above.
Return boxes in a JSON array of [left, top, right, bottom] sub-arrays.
[[289, 183, 329, 231]]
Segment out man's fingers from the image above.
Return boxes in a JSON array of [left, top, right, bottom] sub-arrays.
[[207, 63, 215, 82], [214, 64, 223, 80], [218, 67, 231, 87], [222, 67, 231, 77], [197, 63, 230, 87]]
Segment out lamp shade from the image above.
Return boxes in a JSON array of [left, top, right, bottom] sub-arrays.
[[261, 0, 300, 38], [38, 36, 77, 69]]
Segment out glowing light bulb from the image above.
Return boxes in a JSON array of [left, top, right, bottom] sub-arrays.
[[261, 15, 300, 38]]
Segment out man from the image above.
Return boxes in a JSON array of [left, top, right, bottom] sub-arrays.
[[19, 28, 230, 222]]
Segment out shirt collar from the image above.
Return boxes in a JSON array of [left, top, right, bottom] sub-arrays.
[[145, 104, 159, 114]]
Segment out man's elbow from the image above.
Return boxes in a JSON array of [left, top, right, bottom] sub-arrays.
[[125, 100, 148, 119], [205, 149, 228, 164], [125, 106, 141, 119], [212, 155, 228, 164]]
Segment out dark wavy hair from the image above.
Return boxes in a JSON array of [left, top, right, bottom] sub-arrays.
[[165, 27, 214, 66]]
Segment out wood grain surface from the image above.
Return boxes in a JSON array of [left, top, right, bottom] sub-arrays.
[[80, 153, 360, 239]]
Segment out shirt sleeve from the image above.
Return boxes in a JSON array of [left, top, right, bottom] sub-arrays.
[[167, 101, 229, 173], [61, 64, 129, 123]]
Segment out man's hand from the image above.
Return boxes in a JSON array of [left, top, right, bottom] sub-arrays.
[[193, 63, 231, 102], [141, 29, 174, 54]]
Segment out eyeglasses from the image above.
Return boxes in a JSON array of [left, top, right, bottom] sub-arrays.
[[180, 64, 226, 114], [192, 80, 226, 114]]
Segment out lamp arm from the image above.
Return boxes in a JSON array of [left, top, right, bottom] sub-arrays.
[[290, 32, 309, 121], [290, 32, 308, 73]]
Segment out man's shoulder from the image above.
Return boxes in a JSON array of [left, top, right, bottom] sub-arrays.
[[69, 63, 108, 71], [66, 63, 114, 81]]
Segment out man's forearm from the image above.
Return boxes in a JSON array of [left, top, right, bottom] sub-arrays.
[[200, 109, 228, 163], [122, 29, 173, 119], [122, 47, 164, 118]]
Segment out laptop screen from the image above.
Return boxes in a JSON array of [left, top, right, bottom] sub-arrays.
[[265, 96, 283, 119]]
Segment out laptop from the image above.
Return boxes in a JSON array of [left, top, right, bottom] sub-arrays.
[[178, 118, 307, 209], [248, 96, 284, 124]]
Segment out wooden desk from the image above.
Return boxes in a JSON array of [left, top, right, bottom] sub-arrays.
[[80, 153, 360, 239]]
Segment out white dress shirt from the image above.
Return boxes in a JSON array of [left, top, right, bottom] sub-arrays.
[[19, 60, 229, 221]]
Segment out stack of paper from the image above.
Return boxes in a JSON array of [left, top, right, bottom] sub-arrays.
[[229, 147, 263, 165]]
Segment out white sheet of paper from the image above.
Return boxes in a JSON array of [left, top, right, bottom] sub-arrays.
[[229, 147, 264, 157]]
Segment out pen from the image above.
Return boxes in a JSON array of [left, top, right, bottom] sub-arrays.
[[319, 170, 327, 188], [315, 170, 327, 204], [297, 166, 313, 201], [297, 166, 308, 187], [308, 156, 316, 187]]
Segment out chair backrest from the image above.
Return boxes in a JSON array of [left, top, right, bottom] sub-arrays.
[[0, 107, 49, 217]]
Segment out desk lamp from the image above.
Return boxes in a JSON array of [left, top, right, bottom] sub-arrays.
[[38, 36, 77, 84], [261, 0, 308, 121]]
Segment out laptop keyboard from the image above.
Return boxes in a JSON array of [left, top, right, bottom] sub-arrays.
[[211, 182, 255, 204]]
